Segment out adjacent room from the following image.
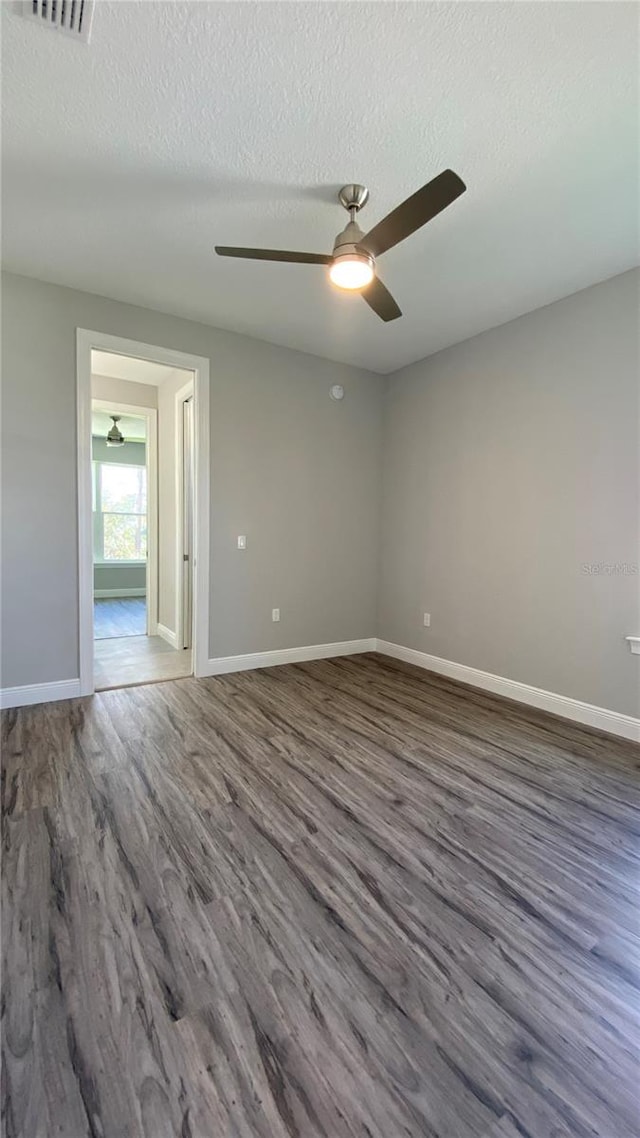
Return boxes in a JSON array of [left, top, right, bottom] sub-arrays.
[[92, 406, 148, 640], [90, 349, 196, 689], [1, 3, 638, 1137]]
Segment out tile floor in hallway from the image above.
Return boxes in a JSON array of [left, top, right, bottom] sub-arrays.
[[94, 633, 192, 690]]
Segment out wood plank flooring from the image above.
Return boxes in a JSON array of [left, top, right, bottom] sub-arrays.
[[94, 634, 192, 690], [2, 652, 639, 1138], [94, 596, 146, 639]]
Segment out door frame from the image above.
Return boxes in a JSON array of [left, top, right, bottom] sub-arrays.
[[174, 377, 195, 653], [76, 330, 210, 695], [91, 398, 158, 638]]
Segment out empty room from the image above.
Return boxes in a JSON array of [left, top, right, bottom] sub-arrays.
[[1, 3, 638, 1137]]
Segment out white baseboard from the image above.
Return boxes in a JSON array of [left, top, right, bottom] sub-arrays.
[[94, 588, 146, 598], [0, 678, 82, 710], [375, 640, 640, 743], [3, 638, 635, 743], [157, 623, 179, 649], [203, 638, 377, 677]]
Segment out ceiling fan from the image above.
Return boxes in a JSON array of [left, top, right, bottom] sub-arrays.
[[215, 169, 466, 322]]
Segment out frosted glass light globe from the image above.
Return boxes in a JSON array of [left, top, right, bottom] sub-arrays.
[[329, 254, 374, 291]]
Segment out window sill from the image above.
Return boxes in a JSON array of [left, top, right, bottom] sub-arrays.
[[94, 561, 146, 568]]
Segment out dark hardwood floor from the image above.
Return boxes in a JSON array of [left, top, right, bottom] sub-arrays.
[[2, 652, 639, 1138]]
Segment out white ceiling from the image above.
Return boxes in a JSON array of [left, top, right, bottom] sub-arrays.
[[91, 350, 187, 387], [92, 410, 146, 442], [2, 2, 638, 374]]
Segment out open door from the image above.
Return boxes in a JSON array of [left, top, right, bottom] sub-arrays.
[[181, 394, 195, 651]]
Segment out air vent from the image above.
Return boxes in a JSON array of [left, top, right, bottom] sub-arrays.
[[22, 0, 94, 42]]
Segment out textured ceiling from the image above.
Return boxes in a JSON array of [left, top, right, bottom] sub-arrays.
[[2, 2, 638, 373]]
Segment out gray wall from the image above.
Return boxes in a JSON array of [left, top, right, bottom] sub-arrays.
[[378, 269, 640, 717], [2, 268, 637, 717], [1, 271, 383, 686], [91, 437, 146, 466], [94, 565, 146, 593]]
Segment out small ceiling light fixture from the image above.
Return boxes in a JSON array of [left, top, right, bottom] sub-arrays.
[[329, 251, 374, 291], [106, 415, 125, 447]]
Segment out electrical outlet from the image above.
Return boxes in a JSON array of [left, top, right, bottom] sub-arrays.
[[237, 535, 247, 550], [272, 608, 280, 622], [423, 612, 431, 627]]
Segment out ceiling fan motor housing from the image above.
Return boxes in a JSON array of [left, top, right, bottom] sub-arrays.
[[332, 219, 375, 272], [332, 185, 375, 272], [332, 218, 367, 253]]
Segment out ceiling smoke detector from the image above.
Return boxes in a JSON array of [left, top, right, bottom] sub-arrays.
[[21, 1, 95, 43]]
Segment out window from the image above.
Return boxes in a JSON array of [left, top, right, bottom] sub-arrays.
[[93, 462, 147, 563]]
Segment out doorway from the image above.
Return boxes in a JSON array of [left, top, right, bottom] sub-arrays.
[[91, 400, 156, 643], [77, 332, 210, 694]]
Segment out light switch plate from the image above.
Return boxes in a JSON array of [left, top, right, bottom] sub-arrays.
[[272, 608, 280, 622], [237, 535, 247, 550]]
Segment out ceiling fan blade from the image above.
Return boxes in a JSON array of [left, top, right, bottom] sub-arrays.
[[361, 277, 402, 322], [360, 170, 466, 258], [215, 246, 331, 265]]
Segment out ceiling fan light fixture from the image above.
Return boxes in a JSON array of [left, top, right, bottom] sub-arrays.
[[106, 415, 125, 447], [215, 172, 466, 321], [329, 252, 375, 291]]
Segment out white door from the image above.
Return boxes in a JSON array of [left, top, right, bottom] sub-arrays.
[[181, 395, 195, 650]]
